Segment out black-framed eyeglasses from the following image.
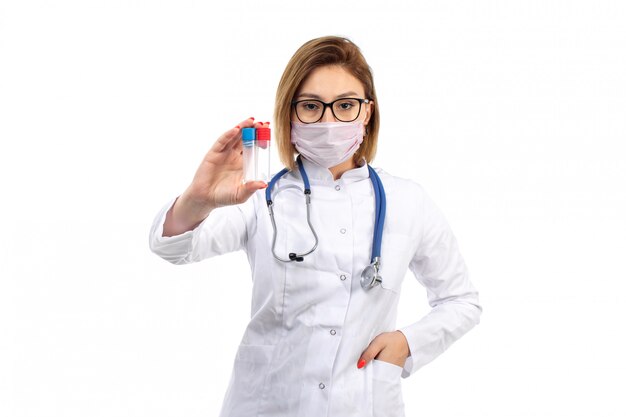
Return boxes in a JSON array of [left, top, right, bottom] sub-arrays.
[[291, 97, 371, 124]]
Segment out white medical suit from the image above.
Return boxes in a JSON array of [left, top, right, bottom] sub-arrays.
[[148, 157, 482, 417]]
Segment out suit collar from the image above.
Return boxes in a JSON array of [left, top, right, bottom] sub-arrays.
[[298, 156, 370, 184]]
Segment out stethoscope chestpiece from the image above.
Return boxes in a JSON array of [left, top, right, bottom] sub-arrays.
[[360, 257, 382, 290]]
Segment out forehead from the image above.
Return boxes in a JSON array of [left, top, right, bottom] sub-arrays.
[[296, 65, 365, 100]]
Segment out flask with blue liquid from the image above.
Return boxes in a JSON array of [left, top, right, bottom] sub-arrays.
[[241, 127, 256, 183], [241, 126, 271, 183]]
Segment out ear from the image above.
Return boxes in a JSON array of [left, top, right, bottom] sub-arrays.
[[364, 100, 374, 126]]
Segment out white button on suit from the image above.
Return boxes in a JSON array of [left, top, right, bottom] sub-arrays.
[[148, 157, 482, 417]]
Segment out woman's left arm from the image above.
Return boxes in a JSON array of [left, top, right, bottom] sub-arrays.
[[357, 185, 482, 376], [398, 187, 483, 377]]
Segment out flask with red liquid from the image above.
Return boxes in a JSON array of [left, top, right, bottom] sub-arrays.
[[255, 127, 271, 182]]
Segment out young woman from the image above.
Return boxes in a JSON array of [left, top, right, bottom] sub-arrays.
[[149, 36, 482, 417]]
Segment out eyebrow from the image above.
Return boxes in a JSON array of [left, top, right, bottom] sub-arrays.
[[295, 91, 360, 100]]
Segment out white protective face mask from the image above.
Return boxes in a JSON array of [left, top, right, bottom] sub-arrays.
[[290, 121, 365, 168]]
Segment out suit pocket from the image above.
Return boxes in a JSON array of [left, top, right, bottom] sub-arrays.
[[378, 233, 416, 293], [371, 359, 405, 417], [219, 344, 275, 416]]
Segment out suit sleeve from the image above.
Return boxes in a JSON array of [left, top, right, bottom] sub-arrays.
[[148, 195, 255, 265], [398, 187, 482, 378]]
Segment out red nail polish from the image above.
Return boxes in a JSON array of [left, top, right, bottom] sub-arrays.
[[250, 117, 255, 120], [357, 359, 366, 369], [235, 125, 240, 129]]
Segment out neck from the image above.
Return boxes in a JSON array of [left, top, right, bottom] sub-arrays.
[[329, 158, 357, 180]]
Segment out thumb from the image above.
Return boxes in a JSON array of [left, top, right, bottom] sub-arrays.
[[236, 181, 268, 203], [357, 338, 384, 369]]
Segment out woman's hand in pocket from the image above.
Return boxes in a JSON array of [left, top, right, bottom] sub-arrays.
[[357, 330, 411, 369]]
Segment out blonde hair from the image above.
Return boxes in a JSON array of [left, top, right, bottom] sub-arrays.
[[274, 36, 380, 171]]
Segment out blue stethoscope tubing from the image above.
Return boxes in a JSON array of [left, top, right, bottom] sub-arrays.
[[265, 156, 386, 290]]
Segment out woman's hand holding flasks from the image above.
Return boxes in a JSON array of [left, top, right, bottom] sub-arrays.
[[162, 117, 269, 237]]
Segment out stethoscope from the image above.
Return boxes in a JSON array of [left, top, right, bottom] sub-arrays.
[[265, 155, 386, 290]]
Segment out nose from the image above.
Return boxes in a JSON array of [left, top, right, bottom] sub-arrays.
[[320, 104, 336, 123]]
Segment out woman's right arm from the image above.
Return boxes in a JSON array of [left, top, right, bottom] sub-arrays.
[[161, 191, 217, 238], [149, 117, 268, 264]]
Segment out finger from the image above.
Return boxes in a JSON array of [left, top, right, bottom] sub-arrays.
[[212, 117, 256, 152], [229, 120, 264, 151], [237, 116, 256, 130], [212, 126, 240, 153], [227, 117, 258, 148], [235, 180, 268, 204], [357, 337, 385, 369], [231, 135, 243, 152]]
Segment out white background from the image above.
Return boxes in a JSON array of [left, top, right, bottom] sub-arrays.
[[1, 0, 625, 416]]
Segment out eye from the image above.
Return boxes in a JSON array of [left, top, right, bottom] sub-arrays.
[[298, 101, 321, 112]]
